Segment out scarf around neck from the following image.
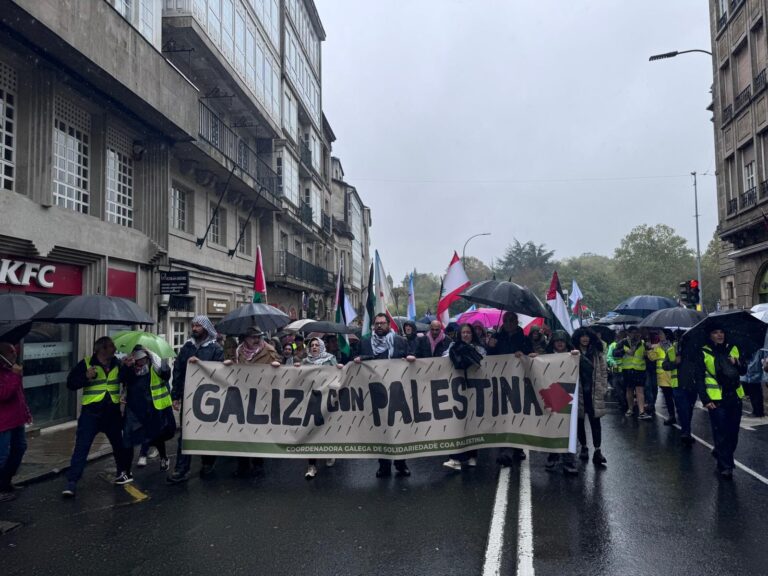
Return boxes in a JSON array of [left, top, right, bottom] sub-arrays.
[[427, 331, 446, 354], [371, 331, 396, 358], [236, 340, 265, 363], [303, 339, 336, 365]]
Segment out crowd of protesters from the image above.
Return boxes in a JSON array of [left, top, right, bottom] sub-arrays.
[[0, 306, 762, 501]]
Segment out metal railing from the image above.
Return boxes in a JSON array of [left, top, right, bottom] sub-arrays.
[[760, 179, 768, 199], [735, 85, 752, 111], [321, 211, 332, 235], [756, 69, 767, 94], [300, 141, 312, 168], [740, 186, 757, 209], [198, 101, 280, 201], [718, 11, 728, 29], [273, 251, 334, 287], [727, 197, 738, 215], [722, 103, 733, 124], [299, 201, 314, 227]]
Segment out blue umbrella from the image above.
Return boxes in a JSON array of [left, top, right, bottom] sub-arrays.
[[613, 295, 678, 318]]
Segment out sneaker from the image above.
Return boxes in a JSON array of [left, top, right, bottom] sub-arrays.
[[592, 449, 607, 467], [305, 465, 318, 479], [61, 482, 77, 498], [325, 458, 336, 467], [579, 446, 589, 461], [137, 456, 148, 468], [638, 412, 652, 421], [562, 462, 578, 476], [147, 447, 160, 459], [545, 454, 558, 472], [114, 472, 134, 485], [442, 458, 462, 471], [624, 409, 633, 417], [160, 458, 170, 471], [376, 465, 392, 478], [720, 468, 733, 479], [512, 448, 526, 461], [395, 463, 411, 477], [466, 457, 478, 468], [681, 434, 695, 446], [0, 491, 17, 503], [166, 471, 190, 484]]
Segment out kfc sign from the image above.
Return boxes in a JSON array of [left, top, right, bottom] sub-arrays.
[[0, 259, 56, 288]]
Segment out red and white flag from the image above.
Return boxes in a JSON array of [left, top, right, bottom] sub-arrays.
[[437, 252, 471, 327], [546, 271, 573, 336]]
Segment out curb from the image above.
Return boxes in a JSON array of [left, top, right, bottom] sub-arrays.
[[16, 447, 114, 487]]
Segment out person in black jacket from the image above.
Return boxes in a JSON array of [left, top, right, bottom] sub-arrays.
[[354, 313, 415, 477], [416, 320, 452, 358], [402, 320, 420, 356], [167, 315, 226, 484]]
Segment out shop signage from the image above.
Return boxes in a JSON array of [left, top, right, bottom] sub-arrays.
[[160, 271, 189, 295], [206, 298, 231, 316], [0, 259, 56, 288]]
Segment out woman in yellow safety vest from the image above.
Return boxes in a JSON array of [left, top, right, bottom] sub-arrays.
[[646, 329, 678, 426], [696, 324, 746, 479], [121, 346, 176, 473]]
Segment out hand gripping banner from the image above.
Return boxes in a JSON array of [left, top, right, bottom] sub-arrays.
[[181, 353, 580, 459]]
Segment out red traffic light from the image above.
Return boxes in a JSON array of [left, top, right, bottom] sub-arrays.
[[690, 279, 699, 289]]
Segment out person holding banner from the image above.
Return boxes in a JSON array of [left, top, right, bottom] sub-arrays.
[[416, 320, 451, 358], [442, 324, 486, 471], [299, 338, 344, 479], [402, 321, 420, 356], [354, 313, 414, 478], [571, 328, 608, 467], [167, 316, 225, 484]]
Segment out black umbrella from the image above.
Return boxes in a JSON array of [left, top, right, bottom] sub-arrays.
[[0, 321, 32, 344], [391, 316, 430, 333], [613, 295, 678, 318], [215, 303, 290, 335], [594, 314, 642, 326], [638, 307, 706, 330], [0, 293, 47, 322], [32, 295, 154, 325], [284, 319, 359, 334], [588, 324, 616, 344], [680, 310, 768, 361], [460, 280, 548, 318]]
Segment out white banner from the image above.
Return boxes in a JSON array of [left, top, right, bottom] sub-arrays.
[[181, 353, 580, 459]]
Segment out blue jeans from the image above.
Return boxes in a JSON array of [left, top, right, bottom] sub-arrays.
[[673, 388, 697, 437], [0, 425, 27, 490], [707, 395, 742, 472], [66, 405, 131, 483]]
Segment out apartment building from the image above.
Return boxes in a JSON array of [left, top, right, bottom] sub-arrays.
[[0, 0, 370, 429], [710, 0, 768, 307]]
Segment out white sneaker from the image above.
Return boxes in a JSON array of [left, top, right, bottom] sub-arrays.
[[147, 447, 160, 459], [442, 458, 462, 471], [325, 458, 336, 467], [305, 465, 318, 479], [466, 457, 478, 467], [137, 456, 147, 467]]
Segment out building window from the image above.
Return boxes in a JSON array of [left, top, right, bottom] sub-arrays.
[[0, 61, 16, 192], [52, 97, 90, 214], [238, 217, 252, 255], [105, 128, 134, 227], [234, 9, 245, 75], [170, 184, 191, 232], [139, 0, 154, 43], [114, 0, 131, 18], [210, 201, 226, 245], [221, 0, 234, 60], [745, 160, 756, 191], [208, 0, 221, 45], [172, 320, 189, 353]]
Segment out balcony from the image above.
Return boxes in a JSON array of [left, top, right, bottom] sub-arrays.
[[760, 179, 768, 200], [727, 198, 738, 216], [322, 211, 332, 235], [299, 201, 314, 227], [740, 187, 757, 209], [273, 251, 334, 289], [756, 69, 767, 94], [734, 86, 752, 112], [722, 103, 733, 125], [198, 101, 280, 201]]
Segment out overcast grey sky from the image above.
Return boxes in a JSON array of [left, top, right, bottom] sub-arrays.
[[317, 0, 716, 283]]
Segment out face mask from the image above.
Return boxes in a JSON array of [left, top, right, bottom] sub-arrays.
[[135, 364, 149, 376]]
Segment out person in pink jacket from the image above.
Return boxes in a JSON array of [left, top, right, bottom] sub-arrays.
[[0, 342, 31, 503]]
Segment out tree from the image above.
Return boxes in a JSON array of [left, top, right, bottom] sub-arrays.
[[700, 232, 721, 312], [495, 239, 555, 296], [462, 256, 493, 284], [613, 224, 696, 300], [557, 253, 626, 316]]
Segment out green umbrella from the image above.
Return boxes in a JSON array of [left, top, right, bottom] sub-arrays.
[[112, 330, 176, 358]]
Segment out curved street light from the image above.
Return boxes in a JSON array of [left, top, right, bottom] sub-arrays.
[[462, 232, 491, 261], [648, 49, 712, 61]]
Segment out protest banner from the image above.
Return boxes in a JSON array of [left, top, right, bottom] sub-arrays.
[[181, 353, 579, 459]]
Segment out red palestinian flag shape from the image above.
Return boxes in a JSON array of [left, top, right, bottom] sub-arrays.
[[539, 382, 573, 413]]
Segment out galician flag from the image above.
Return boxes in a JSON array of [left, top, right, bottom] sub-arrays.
[[407, 272, 417, 321], [362, 262, 376, 338], [374, 250, 399, 332], [253, 245, 267, 303], [334, 260, 351, 358], [546, 271, 573, 336], [569, 280, 584, 328], [437, 251, 471, 327]]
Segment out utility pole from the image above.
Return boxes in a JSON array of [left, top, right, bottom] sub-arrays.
[[692, 171, 703, 311]]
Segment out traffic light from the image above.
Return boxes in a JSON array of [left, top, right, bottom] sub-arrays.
[[679, 280, 691, 305], [689, 279, 700, 305]]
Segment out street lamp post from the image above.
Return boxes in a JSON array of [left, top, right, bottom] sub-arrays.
[[462, 233, 491, 262], [649, 47, 712, 311]]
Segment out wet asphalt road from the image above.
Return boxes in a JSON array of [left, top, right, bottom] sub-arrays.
[[3, 402, 768, 576]]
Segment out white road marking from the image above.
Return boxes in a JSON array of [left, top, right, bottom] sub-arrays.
[[516, 453, 535, 576], [482, 466, 511, 576]]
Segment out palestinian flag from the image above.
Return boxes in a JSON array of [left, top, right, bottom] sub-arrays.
[[362, 262, 375, 338], [334, 260, 351, 358], [546, 271, 573, 336], [253, 245, 267, 303]]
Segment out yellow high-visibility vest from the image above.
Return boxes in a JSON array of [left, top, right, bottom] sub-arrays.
[[82, 357, 120, 405], [620, 342, 646, 372], [702, 344, 744, 401], [149, 367, 172, 410]]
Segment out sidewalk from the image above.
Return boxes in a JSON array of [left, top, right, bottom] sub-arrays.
[[15, 424, 113, 485]]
